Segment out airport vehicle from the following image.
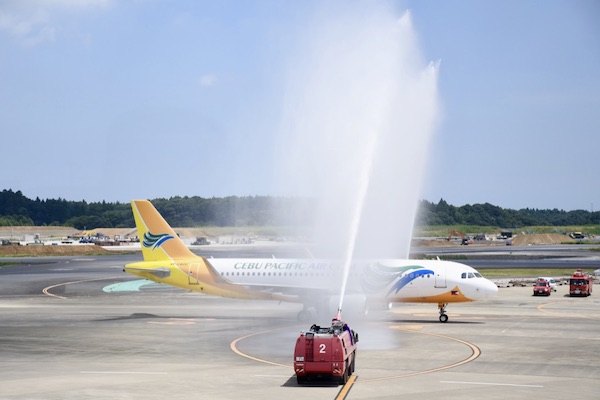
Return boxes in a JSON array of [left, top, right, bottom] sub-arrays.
[[447, 229, 473, 245], [124, 200, 498, 323], [294, 315, 358, 384], [533, 279, 552, 296], [569, 269, 593, 297], [537, 277, 557, 292]]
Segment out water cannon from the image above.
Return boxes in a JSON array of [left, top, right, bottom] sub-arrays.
[[332, 309, 342, 325]]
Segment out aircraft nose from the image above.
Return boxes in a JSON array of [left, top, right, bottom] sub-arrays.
[[469, 278, 498, 300], [483, 278, 499, 298]]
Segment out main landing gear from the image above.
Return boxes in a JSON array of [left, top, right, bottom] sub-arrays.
[[438, 302, 448, 323]]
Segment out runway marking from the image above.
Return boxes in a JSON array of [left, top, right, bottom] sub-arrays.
[[80, 371, 168, 375], [336, 375, 357, 400], [230, 328, 291, 368], [501, 317, 530, 333], [42, 276, 123, 299], [441, 380, 543, 388], [230, 325, 481, 385], [398, 325, 424, 330], [358, 327, 481, 383]]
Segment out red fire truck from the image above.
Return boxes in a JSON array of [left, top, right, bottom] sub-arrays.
[[294, 317, 358, 384], [569, 269, 593, 297]]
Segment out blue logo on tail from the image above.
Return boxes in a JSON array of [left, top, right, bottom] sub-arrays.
[[143, 232, 174, 250]]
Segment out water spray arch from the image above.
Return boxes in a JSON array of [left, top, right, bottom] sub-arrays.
[[275, 3, 440, 318]]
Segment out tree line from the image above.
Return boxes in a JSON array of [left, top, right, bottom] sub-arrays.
[[0, 189, 598, 229], [417, 199, 598, 227]]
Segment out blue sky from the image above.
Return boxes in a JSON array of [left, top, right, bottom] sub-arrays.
[[0, 0, 598, 211]]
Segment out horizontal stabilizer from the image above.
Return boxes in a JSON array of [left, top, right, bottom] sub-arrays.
[[124, 267, 171, 279]]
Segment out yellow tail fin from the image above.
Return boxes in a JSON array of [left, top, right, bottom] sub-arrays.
[[131, 200, 197, 262]]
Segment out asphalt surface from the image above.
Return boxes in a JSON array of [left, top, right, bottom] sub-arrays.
[[1, 247, 599, 399]]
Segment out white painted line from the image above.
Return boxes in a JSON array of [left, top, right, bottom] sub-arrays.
[[440, 381, 543, 388], [80, 371, 168, 375], [43, 276, 123, 299], [254, 375, 292, 378], [501, 317, 530, 333]]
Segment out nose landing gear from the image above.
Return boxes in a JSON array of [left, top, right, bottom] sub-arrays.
[[438, 302, 448, 323]]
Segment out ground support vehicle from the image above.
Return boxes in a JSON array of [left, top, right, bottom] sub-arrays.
[[569, 269, 593, 297], [294, 318, 358, 385], [533, 279, 552, 296], [447, 229, 473, 245], [537, 277, 558, 292]]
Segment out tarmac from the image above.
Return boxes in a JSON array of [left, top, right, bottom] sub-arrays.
[[0, 254, 599, 399]]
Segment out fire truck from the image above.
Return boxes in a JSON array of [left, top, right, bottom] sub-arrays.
[[294, 316, 358, 384], [569, 269, 593, 297]]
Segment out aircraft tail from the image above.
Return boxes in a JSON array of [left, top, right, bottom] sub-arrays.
[[127, 200, 295, 301], [131, 200, 197, 262]]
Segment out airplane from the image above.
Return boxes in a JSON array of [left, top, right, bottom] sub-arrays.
[[124, 200, 498, 323]]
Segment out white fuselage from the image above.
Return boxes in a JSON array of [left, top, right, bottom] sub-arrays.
[[206, 258, 498, 303]]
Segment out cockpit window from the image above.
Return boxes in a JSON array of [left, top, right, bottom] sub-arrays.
[[461, 272, 467, 279], [474, 272, 482, 278], [468, 272, 475, 278]]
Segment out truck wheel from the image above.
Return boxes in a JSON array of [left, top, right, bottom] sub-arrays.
[[339, 367, 348, 385], [296, 375, 306, 384], [350, 356, 356, 374]]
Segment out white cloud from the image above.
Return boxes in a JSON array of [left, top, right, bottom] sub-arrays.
[[0, 0, 112, 46], [198, 74, 217, 87], [38, 0, 112, 8]]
